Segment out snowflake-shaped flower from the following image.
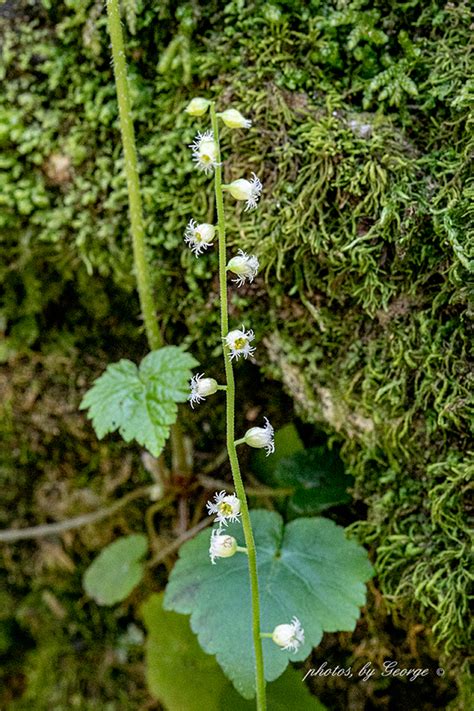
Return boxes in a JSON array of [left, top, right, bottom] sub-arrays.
[[188, 373, 218, 408], [184, 219, 215, 256], [272, 617, 305, 653], [224, 326, 256, 360], [189, 130, 219, 174], [243, 417, 275, 456], [209, 528, 238, 564], [223, 173, 262, 211], [206, 490, 241, 526], [227, 250, 259, 287]]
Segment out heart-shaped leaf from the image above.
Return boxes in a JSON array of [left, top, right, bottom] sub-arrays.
[[273, 447, 353, 516], [142, 592, 326, 710], [142, 592, 227, 710], [251, 423, 304, 483], [84, 534, 148, 605], [251, 427, 350, 515], [80, 346, 198, 456], [164, 510, 373, 699]]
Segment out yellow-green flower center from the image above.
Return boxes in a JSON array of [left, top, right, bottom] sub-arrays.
[[218, 502, 233, 516], [233, 337, 247, 350]]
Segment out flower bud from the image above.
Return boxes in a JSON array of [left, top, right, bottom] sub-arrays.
[[225, 179, 253, 201], [227, 250, 259, 286], [189, 131, 219, 174], [185, 97, 210, 116], [272, 617, 305, 652], [189, 373, 218, 407], [222, 173, 262, 210], [243, 417, 274, 455], [209, 529, 238, 564], [217, 108, 251, 129], [198, 137, 218, 164], [184, 219, 215, 256]]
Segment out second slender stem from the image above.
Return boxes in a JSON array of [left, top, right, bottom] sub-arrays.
[[106, 0, 162, 351], [210, 103, 267, 711], [107, 0, 191, 481]]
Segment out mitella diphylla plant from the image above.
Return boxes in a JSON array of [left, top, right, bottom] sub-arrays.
[[184, 97, 286, 708], [163, 98, 374, 709], [75, 6, 371, 707]]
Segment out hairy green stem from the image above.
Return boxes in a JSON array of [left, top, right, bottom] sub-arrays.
[[210, 103, 266, 711], [106, 0, 161, 350], [106, 1, 190, 478]]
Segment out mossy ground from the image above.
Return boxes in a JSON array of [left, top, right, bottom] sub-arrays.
[[1, 0, 472, 708]]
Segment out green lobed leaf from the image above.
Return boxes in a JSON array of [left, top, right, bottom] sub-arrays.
[[142, 592, 229, 710], [252, 425, 352, 516], [83, 534, 148, 606], [164, 510, 373, 699], [251, 423, 304, 483], [142, 592, 327, 710], [273, 447, 353, 516], [80, 346, 198, 456]]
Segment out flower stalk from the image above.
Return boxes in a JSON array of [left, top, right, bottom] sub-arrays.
[[210, 102, 267, 710], [106, 0, 161, 351], [106, 0, 190, 478]]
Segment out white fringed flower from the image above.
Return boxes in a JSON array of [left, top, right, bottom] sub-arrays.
[[272, 617, 305, 653], [184, 219, 215, 256], [185, 97, 210, 116], [217, 108, 252, 129], [224, 326, 256, 360], [206, 491, 241, 526], [223, 173, 262, 211], [189, 130, 219, 173], [227, 250, 259, 286], [243, 417, 274, 455], [188, 373, 218, 408], [209, 529, 238, 564]]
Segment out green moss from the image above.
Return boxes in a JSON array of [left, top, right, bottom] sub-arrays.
[[7, 590, 149, 711]]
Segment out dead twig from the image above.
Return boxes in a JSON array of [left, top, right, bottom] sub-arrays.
[[0, 486, 153, 543]]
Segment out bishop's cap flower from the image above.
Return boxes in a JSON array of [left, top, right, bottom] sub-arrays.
[[225, 326, 256, 360], [206, 491, 241, 526], [223, 173, 262, 211], [272, 617, 305, 653], [188, 373, 218, 408], [217, 108, 252, 129], [227, 250, 259, 286], [189, 130, 219, 173], [185, 97, 210, 117], [243, 417, 275, 455], [184, 219, 215, 256], [209, 529, 238, 564]]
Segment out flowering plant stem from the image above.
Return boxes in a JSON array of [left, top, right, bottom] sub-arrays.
[[106, 0, 161, 352], [210, 103, 267, 710], [106, 0, 190, 478]]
